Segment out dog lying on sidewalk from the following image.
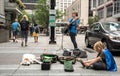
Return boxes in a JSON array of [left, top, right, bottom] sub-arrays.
[[21, 54, 42, 66]]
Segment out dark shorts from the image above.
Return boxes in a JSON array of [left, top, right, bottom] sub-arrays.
[[13, 31, 18, 36]]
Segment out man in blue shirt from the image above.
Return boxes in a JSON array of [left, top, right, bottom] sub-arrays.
[[12, 19, 20, 42], [69, 12, 80, 49]]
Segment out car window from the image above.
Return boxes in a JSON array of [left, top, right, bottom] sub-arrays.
[[111, 23, 120, 31], [103, 23, 120, 31], [90, 24, 95, 31], [110, 24, 117, 31], [102, 23, 110, 31], [90, 23, 100, 32]]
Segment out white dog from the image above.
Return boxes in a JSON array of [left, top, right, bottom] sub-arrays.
[[21, 54, 42, 66]]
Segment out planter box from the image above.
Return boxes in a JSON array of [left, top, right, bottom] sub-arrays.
[[0, 29, 9, 43]]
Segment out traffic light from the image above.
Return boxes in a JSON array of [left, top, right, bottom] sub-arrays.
[[50, 0, 56, 9]]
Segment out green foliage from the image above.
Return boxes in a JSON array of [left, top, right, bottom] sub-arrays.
[[56, 9, 65, 19], [88, 15, 99, 26], [16, 0, 25, 9], [35, 0, 49, 27]]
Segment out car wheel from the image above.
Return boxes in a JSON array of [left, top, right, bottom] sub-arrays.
[[85, 38, 91, 48]]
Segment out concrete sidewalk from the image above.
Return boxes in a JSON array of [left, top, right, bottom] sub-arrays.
[[0, 34, 119, 76]]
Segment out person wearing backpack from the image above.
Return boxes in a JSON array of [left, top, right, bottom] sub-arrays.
[[11, 19, 20, 42], [20, 15, 29, 47], [32, 24, 39, 43], [68, 12, 80, 49]]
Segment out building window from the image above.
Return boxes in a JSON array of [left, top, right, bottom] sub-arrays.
[[93, 0, 96, 7], [68, 0, 71, 1], [98, 8, 104, 19], [107, 5, 113, 17], [98, 0, 104, 6], [114, 0, 120, 14]]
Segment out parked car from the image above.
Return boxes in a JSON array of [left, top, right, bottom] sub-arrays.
[[85, 22, 120, 51]]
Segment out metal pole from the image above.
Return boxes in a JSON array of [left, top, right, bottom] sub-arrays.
[[49, 0, 56, 44]]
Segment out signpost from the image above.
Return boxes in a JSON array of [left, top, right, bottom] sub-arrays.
[[49, 0, 56, 44], [49, 10, 56, 27]]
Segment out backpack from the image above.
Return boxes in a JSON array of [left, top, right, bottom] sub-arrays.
[[79, 51, 88, 58], [21, 20, 28, 30], [73, 49, 81, 57], [34, 27, 39, 33], [63, 49, 72, 56], [64, 60, 74, 72], [73, 49, 88, 58]]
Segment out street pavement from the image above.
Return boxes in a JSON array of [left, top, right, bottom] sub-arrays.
[[0, 34, 120, 76]]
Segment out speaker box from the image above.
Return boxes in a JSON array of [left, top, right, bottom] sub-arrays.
[[41, 62, 51, 70]]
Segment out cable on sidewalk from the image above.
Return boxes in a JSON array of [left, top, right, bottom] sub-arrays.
[[10, 63, 22, 76]]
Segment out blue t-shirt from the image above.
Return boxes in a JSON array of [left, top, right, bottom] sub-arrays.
[[69, 18, 80, 33], [12, 22, 20, 31]]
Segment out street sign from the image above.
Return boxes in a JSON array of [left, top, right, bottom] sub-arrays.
[[49, 10, 56, 26], [49, 10, 56, 14], [49, 16, 56, 26]]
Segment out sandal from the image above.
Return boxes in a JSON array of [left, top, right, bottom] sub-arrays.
[[79, 60, 85, 68]]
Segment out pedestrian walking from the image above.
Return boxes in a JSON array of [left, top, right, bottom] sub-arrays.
[[32, 24, 39, 43], [77, 41, 117, 71], [12, 19, 20, 42], [20, 15, 29, 47], [30, 26, 34, 36], [68, 12, 80, 49]]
